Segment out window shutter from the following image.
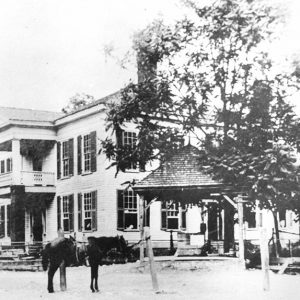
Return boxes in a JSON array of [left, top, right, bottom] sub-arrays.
[[57, 142, 61, 179], [57, 196, 61, 230], [68, 138, 74, 176], [161, 201, 167, 230], [78, 193, 82, 232], [6, 205, 10, 237], [181, 206, 186, 230], [116, 127, 123, 147], [0, 206, 4, 237], [77, 135, 82, 175], [90, 131, 97, 172], [117, 190, 124, 230], [69, 194, 74, 232], [91, 191, 97, 231]]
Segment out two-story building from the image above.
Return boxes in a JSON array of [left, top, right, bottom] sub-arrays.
[[0, 95, 299, 253]]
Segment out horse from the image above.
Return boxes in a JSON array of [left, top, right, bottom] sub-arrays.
[[81, 235, 129, 293], [42, 236, 78, 293]]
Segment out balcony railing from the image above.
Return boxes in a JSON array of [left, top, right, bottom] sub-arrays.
[[20, 171, 55, 186]]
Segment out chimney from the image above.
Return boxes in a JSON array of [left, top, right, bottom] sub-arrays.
[[137, 49, 158, 84]]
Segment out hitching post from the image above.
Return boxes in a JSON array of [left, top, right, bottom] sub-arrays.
[[58, 229, 67, 291], [139, 195, 145, 262], [260, 227, 270, 291], [144, 226, 159, 292], [236, 196, 245, 268]]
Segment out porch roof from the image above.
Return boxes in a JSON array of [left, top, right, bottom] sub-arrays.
[[134, 144, 222, 191]]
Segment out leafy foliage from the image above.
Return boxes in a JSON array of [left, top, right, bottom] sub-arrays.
[[101, 0, 300, 221], [62, 93, 95, 114]]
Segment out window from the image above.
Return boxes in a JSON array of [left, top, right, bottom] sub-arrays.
[[57, 139, 74, 179], [83, 134, 92, 172], [0, 204, 10, 238], [6, 158, 12, 173], [77, 132, 97, 175], [57, 195, 74, 232], [122, 131, 138, 170], [117, 190, 138, 230], [0, 160, 4, 174], [78, 191, 97, 232], [161, 200, 186, 231], [62, 141, 70, 177]]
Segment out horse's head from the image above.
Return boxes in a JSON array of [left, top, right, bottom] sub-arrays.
[[64, 235, 79, 266], [76, 241, 88, 266], [116, 235, 130, 258]]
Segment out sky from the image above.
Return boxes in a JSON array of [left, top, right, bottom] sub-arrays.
[[0, 0, 300, 113]]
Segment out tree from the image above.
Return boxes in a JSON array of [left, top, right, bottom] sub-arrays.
[[101, 0, 300, 251], [62, 93, 95, 114]]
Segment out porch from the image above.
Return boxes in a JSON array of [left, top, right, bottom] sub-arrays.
[[134, 145, 237, 255]]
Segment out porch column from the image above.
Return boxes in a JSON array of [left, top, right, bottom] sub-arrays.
[[12, 139, 22, 185]]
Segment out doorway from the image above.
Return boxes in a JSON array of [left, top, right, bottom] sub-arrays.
[[31, 210, 43, 242]]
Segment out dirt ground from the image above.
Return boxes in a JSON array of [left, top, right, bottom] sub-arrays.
[[0, 260, 299, 300]]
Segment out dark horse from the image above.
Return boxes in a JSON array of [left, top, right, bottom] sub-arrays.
[[81, 235, 129, 293], [42, 236, 78, 293]]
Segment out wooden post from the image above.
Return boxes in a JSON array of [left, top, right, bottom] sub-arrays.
[[260, 227, 270, 291], [139, 195, 145, 262], [237, 197, 245, 268], [58, 229, 67, 291], [144, 227, 159, 292]]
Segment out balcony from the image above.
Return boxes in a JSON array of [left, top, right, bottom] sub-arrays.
[[20, 171, 55, 186]]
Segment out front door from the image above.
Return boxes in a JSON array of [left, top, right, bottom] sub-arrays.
[[31, 211, 43, 241]]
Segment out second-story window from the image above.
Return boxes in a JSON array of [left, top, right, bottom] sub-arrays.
[[122, 131, 138, 170], [6, 158, 12, 173], [0, 160, 5, 174], [0, 159, 12, 174], [57, 139, 74, 179], [62, 141, 70, 177], [83, 134, 92, 172], [77, 131, 97, 175]]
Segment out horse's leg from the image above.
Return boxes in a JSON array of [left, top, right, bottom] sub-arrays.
[[94, 264, 99, 292], [48, 264, 59, 293], [90, 265, 95, 292]]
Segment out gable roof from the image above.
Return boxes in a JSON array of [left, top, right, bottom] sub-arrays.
[[135, 144, 221, 189], [0, 107, 63, 124]]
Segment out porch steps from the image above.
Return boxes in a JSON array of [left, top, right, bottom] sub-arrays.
[[0, 258, 43, 272], [28, 243, 43, 258]]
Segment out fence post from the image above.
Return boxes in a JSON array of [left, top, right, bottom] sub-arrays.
[[237, 197, 245, 268], [144, 227, 159, 292], [260, 227, 270, 291], [139, 195, 145, 263], [58, 229, 67, 291]]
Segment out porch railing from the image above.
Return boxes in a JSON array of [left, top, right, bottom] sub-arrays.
[[20, 171, 55, 186]]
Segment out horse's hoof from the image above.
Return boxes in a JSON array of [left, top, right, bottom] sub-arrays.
[[48, 290, 54, 293], [91, 290, 95, 293]]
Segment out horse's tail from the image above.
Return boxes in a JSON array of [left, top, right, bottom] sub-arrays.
[[42, 244, 50, 271]]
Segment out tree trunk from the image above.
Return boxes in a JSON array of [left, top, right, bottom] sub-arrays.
[[272, 211, 281, 257]]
